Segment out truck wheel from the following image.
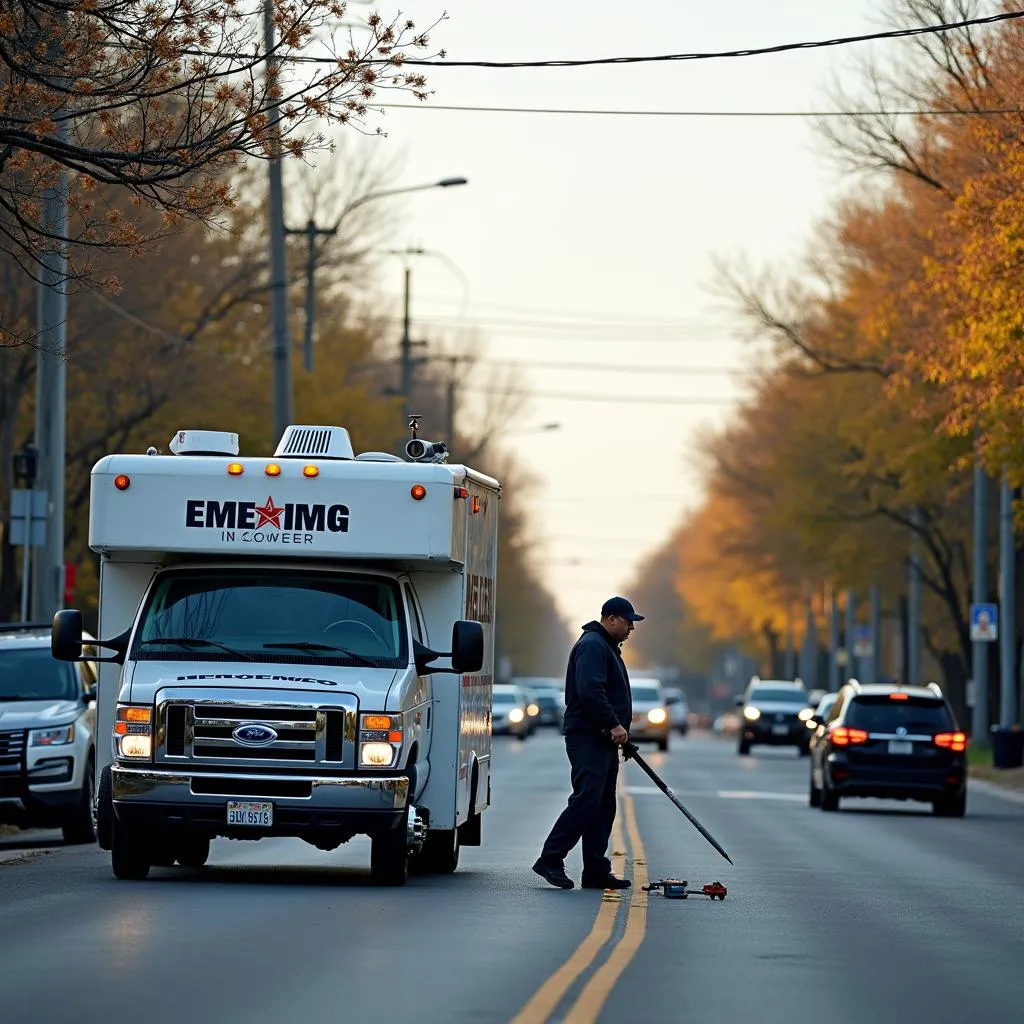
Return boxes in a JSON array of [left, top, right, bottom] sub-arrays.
[[95, 764, 114, 851], [370, 821, 409, 886], [111, 817, 151, 880], [657, 737, 670, 753], [61, 759, 96, 845], [413, 829, 460, 875], [176, 836, 211, 868]]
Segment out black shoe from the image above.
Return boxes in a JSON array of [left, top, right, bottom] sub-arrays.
[[533, 859, 574, 889], [581, 874, 632, 890]]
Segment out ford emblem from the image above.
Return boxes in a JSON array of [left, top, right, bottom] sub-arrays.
[[233, 723, 278, 747]]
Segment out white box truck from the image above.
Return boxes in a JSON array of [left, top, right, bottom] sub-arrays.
[[51, 424, 499, 885]]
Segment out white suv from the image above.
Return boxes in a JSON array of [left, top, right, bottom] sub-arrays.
[[0, 623, 97, 844]]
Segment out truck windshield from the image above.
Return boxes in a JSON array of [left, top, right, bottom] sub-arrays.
[[132, 570, 407, 667]]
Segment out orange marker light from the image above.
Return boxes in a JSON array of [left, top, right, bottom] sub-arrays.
[[303, 465, 319, 478], [470, 495, 480, 514], [411, 484, 427, 501], [113, 474, 131, 491], [889, 692, 909, 700], [363, 715, 392, 731], [265, 463, 282, 477], [454, 486, 469, 499], [227, 463, 244, 476]]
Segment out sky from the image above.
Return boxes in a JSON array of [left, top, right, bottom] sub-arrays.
[[321, 0, 895, 629]]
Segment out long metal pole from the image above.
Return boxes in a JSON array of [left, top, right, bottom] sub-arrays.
[[799, 592, 817, 689], [303, 221, 315, 373], [998, 476, 1016, 726], [400, 264, 412, 427], [783, 603, 796, 680], [32, 143, 68, 621], [844, 589, 856, 683], [908, 508, 922, 684], [20, 493, 31, 622], [868, 583, 881, 684], [828, 585, 840, 692], [266, 0, 293, 442], [972, 462, 990, 742]]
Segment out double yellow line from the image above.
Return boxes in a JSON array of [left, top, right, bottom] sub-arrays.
[[510, 786, 650, 1024]]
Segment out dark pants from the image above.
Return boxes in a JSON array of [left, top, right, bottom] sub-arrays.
[[539, 733, 619, 878]]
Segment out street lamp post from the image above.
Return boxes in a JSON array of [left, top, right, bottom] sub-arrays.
[[270, 176, 467, 440]]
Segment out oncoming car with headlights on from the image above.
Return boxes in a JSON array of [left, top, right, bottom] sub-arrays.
[[736, 678, 813, 756], [491, 683, 530, 740], [628, 678, 671, 752]]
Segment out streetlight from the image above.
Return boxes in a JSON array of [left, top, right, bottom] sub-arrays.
[[271, 176, 468, 439]]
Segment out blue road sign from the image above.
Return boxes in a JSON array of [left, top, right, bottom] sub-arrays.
[[970, 603, 998, 642]]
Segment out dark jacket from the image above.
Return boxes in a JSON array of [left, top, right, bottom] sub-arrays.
[[561, 621, 633, 735]]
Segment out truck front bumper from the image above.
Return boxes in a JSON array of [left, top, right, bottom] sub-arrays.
[[111, 765, 409, 837]]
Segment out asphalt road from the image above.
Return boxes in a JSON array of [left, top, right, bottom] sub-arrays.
[[2, 731, 1023, 1024]]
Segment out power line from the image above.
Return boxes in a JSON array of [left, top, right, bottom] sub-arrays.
[[475, 387, 737, 405], [451, 357, 747, 376], [378, 103, 1024, 118], [384, 10, 1024, 68], [372, 312, 739, 336]]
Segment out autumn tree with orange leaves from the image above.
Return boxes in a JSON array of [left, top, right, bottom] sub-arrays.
[[0, 0, 439, 303]]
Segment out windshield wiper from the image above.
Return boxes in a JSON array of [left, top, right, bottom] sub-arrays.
[[262, 641, 378, 668], [139, 637, 254, 662]]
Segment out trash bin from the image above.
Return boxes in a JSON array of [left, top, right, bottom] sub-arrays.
[[990, 726, 1024, 769]]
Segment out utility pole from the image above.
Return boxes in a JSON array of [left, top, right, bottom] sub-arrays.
[[998, 476, 1017, 726], [828, 586, 840, 692], [783, 603, 796, 680], [868, 583, 881, 684], [400, 263, 413, 428], [284, 219, 338, 372], [265, 0, 293, 442], [972, 461, 990, 743], [799, 590, 818, 690], [31, 16, 70, 621], [844, 589, 857, 683], [907, 508, 923, 684]]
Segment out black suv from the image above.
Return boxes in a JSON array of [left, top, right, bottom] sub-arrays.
[[808, 681, 967, 816]]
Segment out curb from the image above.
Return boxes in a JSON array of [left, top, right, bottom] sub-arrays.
[[969, 777, 1024, 806]]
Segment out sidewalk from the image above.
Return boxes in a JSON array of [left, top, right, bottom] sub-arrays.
[[969, 764, 1024, 804]]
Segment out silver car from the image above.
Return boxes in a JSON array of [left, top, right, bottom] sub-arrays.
[[628, 678, 671, 752], [0, 623, 98, 844]]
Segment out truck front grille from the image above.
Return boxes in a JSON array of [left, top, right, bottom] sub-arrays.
[[0, 729, 25, 766], [158, 699, 350, 770]]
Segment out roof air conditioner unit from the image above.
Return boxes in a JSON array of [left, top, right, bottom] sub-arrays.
[[274, 425, 355, 460]]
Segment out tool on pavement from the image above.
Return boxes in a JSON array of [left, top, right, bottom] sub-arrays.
[[643, 879, 728, 901], [620, 740, 734, 866]]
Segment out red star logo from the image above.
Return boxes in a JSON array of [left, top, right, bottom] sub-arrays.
[[254, 495, 284, 530]]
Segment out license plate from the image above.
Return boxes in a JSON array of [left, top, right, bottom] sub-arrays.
[[888, 741, 913, 755], [227, 800, 273, 827], [771, 725, 789, 735]]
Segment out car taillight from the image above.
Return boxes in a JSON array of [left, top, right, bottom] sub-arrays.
[[830, 726, 868, 746], [934, 732, 967, 752]]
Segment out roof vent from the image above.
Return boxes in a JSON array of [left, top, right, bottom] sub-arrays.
[[355, 452, 404, 463], [274, 425, 355, 460], [169, 429, 239, 456]]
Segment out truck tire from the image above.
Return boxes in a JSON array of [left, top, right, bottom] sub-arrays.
[[657, 737, 670, 753], [175, 836, 211, 868], [413, 829, 460, 875], [111, 816, 151, 880], [370, 821, 409, 886], [61, 759, 96, 845], [95, 764, 114, 851]]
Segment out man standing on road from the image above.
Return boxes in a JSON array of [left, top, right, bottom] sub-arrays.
[[532, 596, 642, 891]]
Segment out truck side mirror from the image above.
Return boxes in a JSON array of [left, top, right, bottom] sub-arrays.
[[52, 609, 84, 661], [451, 620, 484, 675], [733, 695, 745, 708]]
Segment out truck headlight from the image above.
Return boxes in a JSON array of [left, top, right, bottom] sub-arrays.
[[114, 705, 153, 760], [30, 723, 75, 746], [647, 708, 668, 725], [359, 713, 402, 768], [360, 742, 396, 767]]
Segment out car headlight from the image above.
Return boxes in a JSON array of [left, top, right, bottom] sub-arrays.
[[743, 706, 761, 721], [30, 723, 75, 746], [114, 704, 153, 760], [527, 703, 539, 716], [509, 708, 525, 723], [647, 707, 668, 725], [798, 708, 814, 721]]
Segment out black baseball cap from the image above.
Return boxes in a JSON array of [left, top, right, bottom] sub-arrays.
[[601, 596, 645, 622]]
